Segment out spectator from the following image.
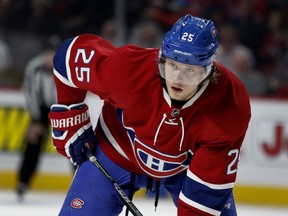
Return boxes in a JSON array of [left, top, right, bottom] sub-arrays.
[[128, 20, 164, 47], [229, 47, 268, 96], [0, 37, 11, 73], [217, 24, 249, 71], [230, 0, 266, 65], [274, 29, 288, 98], [99, 19, 123, 47], [0, 35, 12, 86]]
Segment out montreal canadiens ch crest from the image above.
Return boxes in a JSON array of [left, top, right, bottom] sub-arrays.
[[70, 198, 85, 209], [134, 138, 190, 178]]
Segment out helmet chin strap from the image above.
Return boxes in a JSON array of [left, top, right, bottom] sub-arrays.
[[205, 63, 213, 77], [197, 62, 213, 85]]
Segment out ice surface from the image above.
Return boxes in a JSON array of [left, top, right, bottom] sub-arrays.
[[0, 190, 287, 216]]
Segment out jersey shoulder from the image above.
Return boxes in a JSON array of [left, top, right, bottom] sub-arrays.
[[53, 34, 115, 87], [201, 62, 251, 136], [104, 46, 160, 91]]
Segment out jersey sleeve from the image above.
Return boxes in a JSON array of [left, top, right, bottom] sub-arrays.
[[178, 134, 245, 215], [52, 34, 115, 105]]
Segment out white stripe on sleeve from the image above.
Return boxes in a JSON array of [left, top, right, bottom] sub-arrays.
[[187, 169, 234, 190]]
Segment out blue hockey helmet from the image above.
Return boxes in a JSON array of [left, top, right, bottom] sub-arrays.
[[161, 14, 219, 66]]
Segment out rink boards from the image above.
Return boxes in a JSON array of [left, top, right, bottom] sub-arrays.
[[0, 89, 288, 206]]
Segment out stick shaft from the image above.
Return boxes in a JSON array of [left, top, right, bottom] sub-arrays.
[[85, 149, 143, 216]]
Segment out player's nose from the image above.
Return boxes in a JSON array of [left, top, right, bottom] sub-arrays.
[[173, 69, 185, 82]]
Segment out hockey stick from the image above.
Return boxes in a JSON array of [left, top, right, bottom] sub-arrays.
[[85, 149, 143, 216]]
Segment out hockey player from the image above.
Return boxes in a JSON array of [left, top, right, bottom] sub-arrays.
[[49, 14, 251, 215]]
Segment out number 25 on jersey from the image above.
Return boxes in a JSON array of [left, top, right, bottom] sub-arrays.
[[74, 48, 95, 83]]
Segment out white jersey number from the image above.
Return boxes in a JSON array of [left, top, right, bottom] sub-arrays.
[[227, 149, 239, 175], [181, 32, 194, 42], [74, 49, 95, 83]]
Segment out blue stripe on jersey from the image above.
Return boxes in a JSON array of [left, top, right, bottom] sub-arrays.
[[182, 175, 232, 212], [116, 108, 135, 142], [53, 37, 75, 80]]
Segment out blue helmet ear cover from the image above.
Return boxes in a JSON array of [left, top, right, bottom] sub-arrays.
[[161, 14, 219, 66]]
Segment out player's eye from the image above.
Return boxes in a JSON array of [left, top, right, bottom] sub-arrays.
[[168, 62, 178, 70], [184, 68, 194, 73], [185, 66, 205, 74]]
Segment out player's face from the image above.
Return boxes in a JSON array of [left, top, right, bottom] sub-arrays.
[[164, 59, 207, 86], [159, 58, 208, 100]]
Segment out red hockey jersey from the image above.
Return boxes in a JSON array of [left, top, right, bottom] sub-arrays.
[[53, 34, 251, 215]]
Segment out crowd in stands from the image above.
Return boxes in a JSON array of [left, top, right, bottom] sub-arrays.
[[0, 0, 287, 98]]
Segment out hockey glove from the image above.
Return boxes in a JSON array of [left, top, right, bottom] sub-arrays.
[[48, 102, 96, 165]]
